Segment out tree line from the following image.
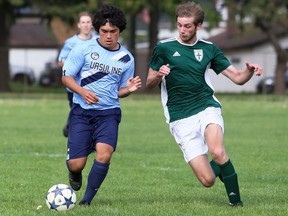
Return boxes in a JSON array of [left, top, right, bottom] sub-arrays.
[[0, 0, 287, 94]]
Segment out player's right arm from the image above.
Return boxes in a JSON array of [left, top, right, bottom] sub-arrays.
[[62, 76, 99, 104], [62, 44, 99, 104], [58, 61, 64, 68], [146, 64, 170, 89], [58, 38, 74, 68]]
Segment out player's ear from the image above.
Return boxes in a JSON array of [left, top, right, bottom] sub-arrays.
[[196, 23, 202, 30]]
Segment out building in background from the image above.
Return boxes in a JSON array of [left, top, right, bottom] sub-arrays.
[[9, 17, 60, 83], [9, 7, 288, 92]]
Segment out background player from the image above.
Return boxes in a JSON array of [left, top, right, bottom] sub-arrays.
[[58, 11, 96, 137]]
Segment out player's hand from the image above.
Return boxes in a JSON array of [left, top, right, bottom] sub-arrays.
[[127, 76, 142, 93], [246, 62, 263, 76], [158, 64, 170, 77], [80, 88, 99, 104]]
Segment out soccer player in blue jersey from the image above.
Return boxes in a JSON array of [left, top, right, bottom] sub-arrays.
[[62, 4, 142, 205], [58, 11, 97, 137], [146, 2, 263, 207]]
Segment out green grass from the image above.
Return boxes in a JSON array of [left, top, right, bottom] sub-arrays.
[[0, 92, 287, 216]]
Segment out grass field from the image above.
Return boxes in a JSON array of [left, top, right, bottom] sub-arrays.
[[0, 91, 287, 216]]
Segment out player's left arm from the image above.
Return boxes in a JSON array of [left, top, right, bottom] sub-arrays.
[[58, 43, 71, 68], [222, 62, 263, 85], [118, 76, 142, 98]]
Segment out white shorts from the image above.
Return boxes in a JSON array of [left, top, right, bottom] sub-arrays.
[[169, 107, 224, 163]]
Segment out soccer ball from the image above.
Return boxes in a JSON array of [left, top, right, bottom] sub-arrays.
[[45, 184, 76, 211]]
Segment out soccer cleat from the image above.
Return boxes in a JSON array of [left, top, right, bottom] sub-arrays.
[[63, 123, 69, 137], [229, 201, 243, 207], [79, 199, 90, 206], [69, 171, 82, 191]]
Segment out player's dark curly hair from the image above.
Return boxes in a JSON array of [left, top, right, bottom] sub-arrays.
[[92, 4, 127, 33]]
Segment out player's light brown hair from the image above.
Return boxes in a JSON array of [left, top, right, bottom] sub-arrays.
[[176, 1, 205, 25], [77, 11, 92, 22]]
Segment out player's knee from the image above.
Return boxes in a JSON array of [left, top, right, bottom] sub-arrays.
[[67, 159, 86, 173], [96, 143, 114, 163], [210, 149, 228, 164], [200, 177, 215, 188], [197, 173, 215, 188], [96, 152, 113, 163]]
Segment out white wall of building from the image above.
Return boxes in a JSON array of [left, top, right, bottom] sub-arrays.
[[208, 36, 287, 93], [9, 36, 287, 92], [9, 48, 59, 82]]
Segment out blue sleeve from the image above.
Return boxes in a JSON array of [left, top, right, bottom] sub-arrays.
[[58, 41, 73, 62], [62, 45, 85, 77]]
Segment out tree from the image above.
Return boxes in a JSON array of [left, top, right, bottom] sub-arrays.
[[0, 0, 220, 92], [0, 0, 100, 92], [232, 0, 288, 95], [103, 0, 146, 56], [0, 0, 26, 92]]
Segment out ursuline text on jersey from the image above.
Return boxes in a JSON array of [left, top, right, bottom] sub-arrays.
[[90, 62, 122, 75]]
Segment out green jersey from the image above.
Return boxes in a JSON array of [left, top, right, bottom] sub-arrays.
[[148, 37, 231, 123]]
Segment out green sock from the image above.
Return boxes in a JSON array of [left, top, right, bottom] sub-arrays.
[[210, 159, 220, 175], [210, 160, 223, 182], [219, 160, 241, 204]]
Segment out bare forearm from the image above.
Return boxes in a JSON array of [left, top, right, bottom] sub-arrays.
[[118, 76, 142, 98], [146, 69, 163, 89], [62, 75, 99, 104], [58, 61, 64, 68], [62, 76, 83, 94], [222, 63, 262, 85], [234, 69, 255, 85], [118, 86, 131, 98]]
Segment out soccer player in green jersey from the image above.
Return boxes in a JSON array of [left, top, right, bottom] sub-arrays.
[[146, 1, 263, 207]]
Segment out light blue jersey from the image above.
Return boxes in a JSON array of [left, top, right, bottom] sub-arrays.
[[58, 34, 97, 62], [63, 39, 135, 110], [58, 34, 97, 93]]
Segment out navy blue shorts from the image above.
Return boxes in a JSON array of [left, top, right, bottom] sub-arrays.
[[67, 104, 121, 160]]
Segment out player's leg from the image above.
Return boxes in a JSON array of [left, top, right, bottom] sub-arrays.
[[205, 122, 242, 206], [79, 143, 114, 205], [169, 114, 215, 187], [79, 108, 121, 205], [188, 154, 216, 187], [67, 157, 87, 191], [66, 105, 94, 191], [63, 90, 73, 137]]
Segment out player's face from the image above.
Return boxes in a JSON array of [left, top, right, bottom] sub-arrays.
[[177, 16, 201, 44], [78, 16, 92, 35], [98, 23, 120, 50]]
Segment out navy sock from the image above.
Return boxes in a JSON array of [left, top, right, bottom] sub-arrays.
[[219, 160, 241, 204], [82, 160, 110, 203]]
